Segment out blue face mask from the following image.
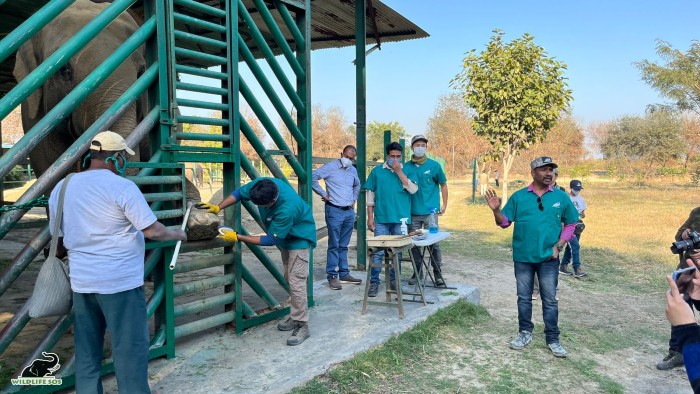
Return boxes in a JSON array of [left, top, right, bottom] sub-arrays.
[[386, 159, 395, 167]]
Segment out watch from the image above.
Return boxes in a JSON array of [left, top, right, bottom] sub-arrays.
[[556, 244, 564, 252]]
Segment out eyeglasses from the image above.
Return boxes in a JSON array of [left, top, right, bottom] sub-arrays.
[[536, 196, 544, 211]]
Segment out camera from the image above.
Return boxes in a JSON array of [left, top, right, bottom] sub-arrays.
[[670, 230, 700, 254]]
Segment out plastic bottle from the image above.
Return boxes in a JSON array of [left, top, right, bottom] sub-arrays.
[[400, 218, 409, 235], [428, 208, 438, 233]]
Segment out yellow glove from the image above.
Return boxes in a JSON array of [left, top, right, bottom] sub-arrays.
[[195, 202, 220, 214], [217, 227, 238, 242]]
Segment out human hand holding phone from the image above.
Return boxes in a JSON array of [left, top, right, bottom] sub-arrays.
[[672, 259, 700, 299]]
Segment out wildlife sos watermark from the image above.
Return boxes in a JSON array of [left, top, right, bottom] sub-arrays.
[[11, 352, 62, 386]]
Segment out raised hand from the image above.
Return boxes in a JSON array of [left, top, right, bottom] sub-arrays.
[[483, 189, 501, 210]]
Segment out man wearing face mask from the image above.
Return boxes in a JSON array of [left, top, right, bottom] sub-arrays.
[[312, 145, 362, 290], [403, 135, 449, 286], [365, 142, 418, 297], [559, 180, 587, 277], [49, 131, 187, 393]]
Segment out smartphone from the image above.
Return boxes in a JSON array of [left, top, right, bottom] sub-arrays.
[[672, 266, 697, 282]]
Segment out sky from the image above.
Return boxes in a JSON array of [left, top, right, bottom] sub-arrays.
[[307, 0, 700, 136]]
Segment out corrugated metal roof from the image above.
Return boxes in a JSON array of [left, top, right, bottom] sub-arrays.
[[0, 0, 428, 97]]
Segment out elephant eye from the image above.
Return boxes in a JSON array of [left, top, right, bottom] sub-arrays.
[[59, 65, 72, 80]]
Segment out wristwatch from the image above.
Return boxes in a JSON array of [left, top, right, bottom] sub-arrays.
[[556, 244, 564, 252]]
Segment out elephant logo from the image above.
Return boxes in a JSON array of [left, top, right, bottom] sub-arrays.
[[20, 352, 61, 378]]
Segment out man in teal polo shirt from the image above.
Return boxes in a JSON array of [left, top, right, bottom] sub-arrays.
[[196, 178, 316, 346], [365, 142, 418, 297], [403, 135, 449, 286], [484, 156, 578, 358]]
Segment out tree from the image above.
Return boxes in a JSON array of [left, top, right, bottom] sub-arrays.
[[636, 40, 700, 115], [451, 30, 572, 201], [600, 110, 685, 176], [681, 114, 700, 168], [366, 121, 408, 161], [426, 93, 489, 177], [310, 105, 354, 158], [516, 115, 586, 173]]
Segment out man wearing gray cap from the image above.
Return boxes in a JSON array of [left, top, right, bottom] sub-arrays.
[[483, 156, 579, 358], [403, 135, 448, 286]]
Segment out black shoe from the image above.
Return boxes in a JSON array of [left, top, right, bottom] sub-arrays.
[[368, 282, 379, 297], [434, 271, 445, 286], [559, 264, 573, 276], [656, 350, 684, 370]]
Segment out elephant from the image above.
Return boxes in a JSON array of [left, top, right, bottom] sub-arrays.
[[20, 352, 61, 377], [13, 0, 219, 239]]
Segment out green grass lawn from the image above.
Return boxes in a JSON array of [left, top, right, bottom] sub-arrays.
[[295, 179, 694, 394]]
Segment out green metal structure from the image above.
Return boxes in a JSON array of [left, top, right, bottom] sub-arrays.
[[0, 0, 427, 391]]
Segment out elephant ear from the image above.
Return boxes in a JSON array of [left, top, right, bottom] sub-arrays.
[[13, 37, 43, 120]]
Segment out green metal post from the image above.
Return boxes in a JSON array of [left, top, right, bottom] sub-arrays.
[[356, 0, 367, 270], [472, 158, 477, 203]]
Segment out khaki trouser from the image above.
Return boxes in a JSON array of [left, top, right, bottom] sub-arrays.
[[280, 248, 309, 323]]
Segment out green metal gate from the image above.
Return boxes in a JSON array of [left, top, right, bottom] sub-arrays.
[[0, 0, 312, 391]]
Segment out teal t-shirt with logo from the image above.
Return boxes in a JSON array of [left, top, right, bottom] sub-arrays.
[[238, 178, 317, 250], [364, 165, 412, 224], [501, 186, 579, 263], [403, 158, 447, 215]]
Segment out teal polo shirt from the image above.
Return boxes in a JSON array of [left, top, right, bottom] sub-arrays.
[[501, 185, 579, 263], [364, 165, 412, 224], [403, 158, 447, 215], [237, 178, 317, 250]]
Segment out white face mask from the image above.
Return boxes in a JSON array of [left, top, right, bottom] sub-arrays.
[[413, 147, 427, 157], [572, 189, 580, 196], [340, 157, 352, 168]]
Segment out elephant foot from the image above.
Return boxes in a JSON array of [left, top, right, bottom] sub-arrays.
[[186, 210, 220, 241]]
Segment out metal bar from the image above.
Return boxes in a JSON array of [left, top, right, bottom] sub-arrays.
[[125, 106, 161, 155], [242, 263, 281, 309], [143, 192, 184, 202], [147, 283, 165, 319], [161, 144, 230, 153], [239, 227, 289, 293], [175, 64, 227, 79], [173, 311, 234, 338], [176, 81, 228, 96], [242, 200, 264, 229], [238, 37, 305, 143], [0, 226, 49, 297], [174, 131, 228, 142], [0, 17, 157, 181], [173, 0, 226, 18], [252, 0, 305, 79], [173, 12, 226, 34], [0, 0, 139, 121], [176, 115, 229, 127], [237, 0, 302, 113], [14, 314, 73, 379], [0, 0, 75, 64], [239, 116, 288, 181], [177, 98, 229, 111], [356, 0, 368, 270], [240, 154, 261, 180], [173, 274, 234, 297], [153, 208, 186, 220], [174, 30, 226, 51], [144, 248, 163, 279], [126, 175, 182, 185], [174, 46, 227, 65], [273, 0, 305, 52], [173, 253, 232, 274], [174, 293, 235, 318], [0, 64, 158, 240], [239, 79, 307, 179], [0, 302, 30, 355]]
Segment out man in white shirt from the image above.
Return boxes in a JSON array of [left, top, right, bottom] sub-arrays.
[[559, 179, 588, 277], [49, 131, 186, 393]]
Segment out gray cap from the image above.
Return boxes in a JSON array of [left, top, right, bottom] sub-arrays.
[[530, 156, 558, 170], [411, 135, 428, 146]]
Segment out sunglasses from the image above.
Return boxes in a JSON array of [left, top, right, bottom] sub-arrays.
[[537, 196, 544, 211]]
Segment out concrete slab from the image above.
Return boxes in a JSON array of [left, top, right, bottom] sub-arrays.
[[103, 278, 480, 393]]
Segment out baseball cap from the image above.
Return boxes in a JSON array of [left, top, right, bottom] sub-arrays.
[[90, 131, 135, 155], [530, 156, 558, 170], [570, 180, 583, 191], [411, 135, 428, 146]]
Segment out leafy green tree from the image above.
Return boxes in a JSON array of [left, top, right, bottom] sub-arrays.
[[514, 115, 586, 174], [601, 110, 684, 177], [366, 121, 408, 161], [635, 40, 700, 115], [451, 30, 572, 201]]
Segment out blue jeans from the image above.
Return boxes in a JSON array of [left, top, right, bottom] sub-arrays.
[[73, 287, 151, 394], [514, 259, 560, 344], [325, 205, 355, 280], [561, 233, 581, 268], [370, 222, 402, 284]]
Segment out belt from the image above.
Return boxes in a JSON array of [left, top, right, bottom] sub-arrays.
[[326, 202, 353, 210]]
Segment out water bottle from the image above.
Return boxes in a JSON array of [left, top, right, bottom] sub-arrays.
[[428, 208, 438, 233], [400, 218, 408, 235]]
